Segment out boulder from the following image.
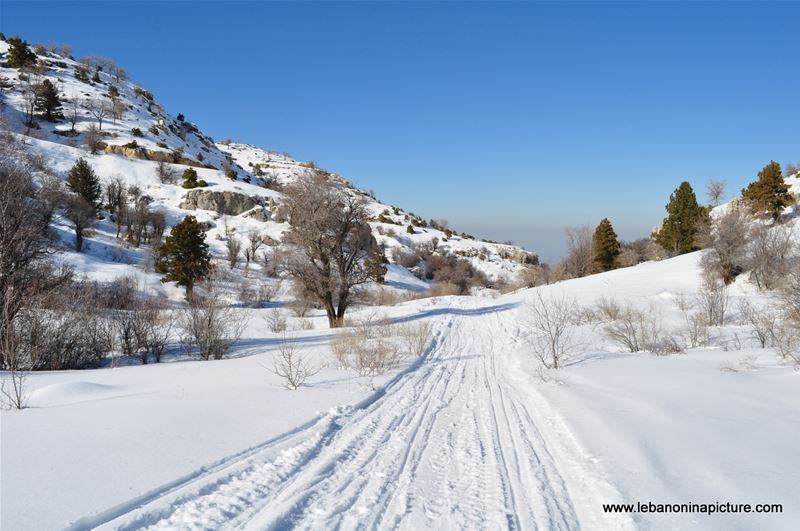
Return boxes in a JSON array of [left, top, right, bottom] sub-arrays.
[[241, 206, 271, 222], [180, 189, 261, 216]]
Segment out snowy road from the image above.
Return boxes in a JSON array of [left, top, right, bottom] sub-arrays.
[[77, 303, 633, 531]]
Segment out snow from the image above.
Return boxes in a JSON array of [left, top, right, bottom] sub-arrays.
[[5, 247, 800, 530]]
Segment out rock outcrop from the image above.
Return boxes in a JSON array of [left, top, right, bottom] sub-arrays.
[[180, 190, 264, 216]]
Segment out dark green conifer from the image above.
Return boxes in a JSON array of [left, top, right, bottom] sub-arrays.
[[6, 36, 36, 68], [654, 181, 707, 255], [35, 79, 63, 121], [155, 216, 212, 298], [592, 218, 620, 271], [741, 161, 792, 221], [66, 158, 102, 207]]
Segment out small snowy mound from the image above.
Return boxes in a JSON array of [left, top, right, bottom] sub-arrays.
[[29, 381, 127, 407]]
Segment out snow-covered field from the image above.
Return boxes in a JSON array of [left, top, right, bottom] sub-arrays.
[[3, 248, 799, 530]]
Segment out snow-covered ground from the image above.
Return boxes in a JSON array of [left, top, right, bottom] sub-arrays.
[[3, 248, 799, 530]]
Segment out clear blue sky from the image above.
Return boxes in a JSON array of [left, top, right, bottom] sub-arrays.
[[2, 1, 798, 261]]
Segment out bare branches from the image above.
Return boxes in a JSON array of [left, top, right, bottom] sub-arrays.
[[83, 97, 111, 130], [178, 282, 248, 360], [282, 171, 381, 327], [268, 334, 321, 390], [524, 292, 577, 369]]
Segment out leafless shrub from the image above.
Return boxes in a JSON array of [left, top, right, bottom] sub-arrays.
[[602, 303, 666, 353], [330, 316, 403, 375], [265, 308, 287, 333], [699, 203, 750, 284], [674, 294, 709, 348], [84, 123, 103, 153], [524, 292, 578, 369], [515, 265, 547, 288], [778, 267, 800, 324], [745, 223, 796, 290], [424, 282, 462, 298], [179, 282, 248, 360], [423, 253, 488, 294], [398, 321, 434, 358], [356, 286, 404, 306], [594, 296, 623, 322], [737, 299, 779, 349], [774, 319, 800, 366], [295, 318, 315, 331], [238, 278, 279, 308], [698, 274, 729, 326], [1, 363, 29, 410], [268, 334, 321, 390], [155, 160, 177, 184], [392, 248, 421, 268], [330, 329, 356, 369], [721, 332, 744, 352]]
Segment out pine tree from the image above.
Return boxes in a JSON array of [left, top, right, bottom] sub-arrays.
[[741, 161, 791, 221], [66, 158, 102, 208], [34, 79, 63, 121], [592, 218, 620, 271], [155, 216, 212, 298], [654, 181, 708, 255], [6, 36, 36, 68]]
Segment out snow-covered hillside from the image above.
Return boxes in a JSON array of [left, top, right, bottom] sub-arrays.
[[0, 39, 536, 293]]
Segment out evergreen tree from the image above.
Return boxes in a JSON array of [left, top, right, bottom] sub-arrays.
[[654, 181, 707, 255], [6, 36, 36, 68], [66, 158, 102, 208], [592, 218, 620, 271], [741, 161, 791, 221], [34, 79, 63, 121], [155, 216, 212, 298]]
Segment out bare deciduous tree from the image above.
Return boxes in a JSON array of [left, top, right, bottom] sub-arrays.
[[64, 195, 96, 252], [282, 171, 383, 327], [66, 93, 80, 133], [84, 97, 111, 130], [244, 231, 263, 268], [706, 180, 726, 207], [563, 226, 594, 279]]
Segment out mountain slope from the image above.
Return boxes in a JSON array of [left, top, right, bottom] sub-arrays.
[[0, 39, 537, 293]]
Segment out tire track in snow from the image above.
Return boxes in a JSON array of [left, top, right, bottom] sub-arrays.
[[85, 302, 635, 531]]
